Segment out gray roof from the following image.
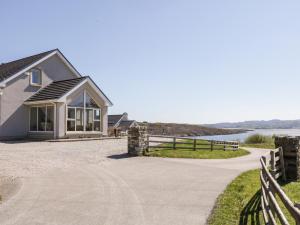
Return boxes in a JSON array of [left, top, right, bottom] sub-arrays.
[[26, 77, 86, 102], [119, 120, 136, 130], [0, 49, 57, 82], [108, 114, 124, 127]]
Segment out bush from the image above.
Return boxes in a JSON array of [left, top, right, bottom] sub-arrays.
[[244, 134, 273, 144]]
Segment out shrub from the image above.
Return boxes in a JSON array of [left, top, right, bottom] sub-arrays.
[[244, 134, 273, 144]]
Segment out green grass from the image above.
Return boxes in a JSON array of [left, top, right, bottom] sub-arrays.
[[242, 134, 275, 149], [208, 169, 300, 225], [277, 181, 300, 225], [241, 143, 275, 149], [146, 139, 249, 159], [207, 169, 262, 225]]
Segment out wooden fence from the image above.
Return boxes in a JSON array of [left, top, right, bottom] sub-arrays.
[[146, 135, 239, 151], [260, 148, 300, 225]]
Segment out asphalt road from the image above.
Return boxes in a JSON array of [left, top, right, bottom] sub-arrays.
[[0, 139, 269, 225]]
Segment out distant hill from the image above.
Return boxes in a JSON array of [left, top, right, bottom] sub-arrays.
[[205, 119, 300, 129], [142, 122, 246, 136]]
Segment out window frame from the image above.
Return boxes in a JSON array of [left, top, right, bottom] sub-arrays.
[[66, 91, 102, 133], [93, 109, 101, 132], [29, 105, 54, 132], [30, 68, 42, 86]]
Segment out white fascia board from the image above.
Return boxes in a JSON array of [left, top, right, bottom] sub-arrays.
[[58, 78, 113, 107], [55, 50, 81, 78], [0, 51, 57, 87], [23, 99, 60, 105], [58, 79, 88, 102], [86, 79, 113, 107], [114, 113, 127, 128], [0, 50, 82, 87]]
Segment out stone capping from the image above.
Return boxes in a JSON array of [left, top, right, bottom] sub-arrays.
[[127, 124, 148, 156], [275, 136, 300, 181]]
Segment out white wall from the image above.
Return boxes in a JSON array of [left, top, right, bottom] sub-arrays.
[[0, 54, 78, 139]]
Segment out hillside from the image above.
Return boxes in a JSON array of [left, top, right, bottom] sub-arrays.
[[143, 122, 246, 136], [205, 119, 300, 129]]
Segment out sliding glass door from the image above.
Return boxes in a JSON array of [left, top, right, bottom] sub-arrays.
[[30, 105, 54, 132]]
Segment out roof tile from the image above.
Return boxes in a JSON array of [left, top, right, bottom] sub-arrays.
[[0, 49, 57, 82]]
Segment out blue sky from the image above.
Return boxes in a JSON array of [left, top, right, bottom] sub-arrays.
[[1, 0, 300, 124]]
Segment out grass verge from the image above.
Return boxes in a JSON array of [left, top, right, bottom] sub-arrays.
[[242, 134, 275, 149], [146, 148, 249, 159], [146, 139, 249, 159], [208, 169, 300, 225], [241, 143, 275, 149], [207, 169, 262, 225]]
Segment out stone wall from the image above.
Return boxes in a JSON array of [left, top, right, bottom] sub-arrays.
[[127, 124, 148, 156], [275, 136, 300, 181]]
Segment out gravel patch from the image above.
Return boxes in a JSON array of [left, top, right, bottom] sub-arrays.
[[0, 138, 127, 178]]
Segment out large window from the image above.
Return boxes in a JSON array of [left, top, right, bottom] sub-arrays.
[[30, 105, 54, 132], [67, 91, 101, 132]]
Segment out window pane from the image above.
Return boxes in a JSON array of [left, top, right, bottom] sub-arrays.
[[94, 109, 100, 120], [69, 92, 84, 107], [68, 108, 75, 119], [30, 107, 37, 131], [31, 70, 41, 84], [67, 121, 75, 131], [86, 109, 93, 131], [46, 106, 54, 131], [38, 107, 46, 131], [85, 93, 99, 108], [94, 121, 101, 131], [76, 108, 84, 131]]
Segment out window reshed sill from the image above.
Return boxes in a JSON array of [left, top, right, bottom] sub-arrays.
[[30, 83, 42, 87]]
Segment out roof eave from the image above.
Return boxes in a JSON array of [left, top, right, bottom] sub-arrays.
[[57, 77, 113, 107], [23, 99, 61, 105], [0, 49, 82, 87]]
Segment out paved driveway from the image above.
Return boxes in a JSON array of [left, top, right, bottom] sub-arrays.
[[0, 139, 268, 225]]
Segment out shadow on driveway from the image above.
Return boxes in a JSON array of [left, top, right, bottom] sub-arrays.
[[107, 153, 132, 160]]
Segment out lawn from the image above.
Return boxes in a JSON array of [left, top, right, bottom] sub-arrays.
[[207, 169, 300, 225], [146, 139, 250, 159]]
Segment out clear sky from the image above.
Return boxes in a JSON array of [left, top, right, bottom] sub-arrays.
[[1, 0, 300, 124]]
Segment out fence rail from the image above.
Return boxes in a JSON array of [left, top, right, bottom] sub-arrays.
[[146, 135, 239, 151], [260, 148, 300, 225]]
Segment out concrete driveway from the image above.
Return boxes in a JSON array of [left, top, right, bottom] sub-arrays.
[[0, 139, 268, 225]]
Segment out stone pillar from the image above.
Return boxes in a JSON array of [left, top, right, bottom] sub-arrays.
[[127, 124, 148, 156], [275, 136, 300, 181]]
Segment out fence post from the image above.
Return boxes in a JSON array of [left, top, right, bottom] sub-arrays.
[[262, 155, 276, 219], [270, 150, 276, 178], [193, 139, 196, 151], [279, 147, 287, 182], [269, 152, 278, 220], [295, 203, 300, 225], [211, 141, 213, 151], [146, 135, 150, 152], [173, 137, 176, 150]]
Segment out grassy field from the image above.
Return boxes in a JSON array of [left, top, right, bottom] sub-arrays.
[[146, 139, 250, 159], [208, 169, 300, 225]]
